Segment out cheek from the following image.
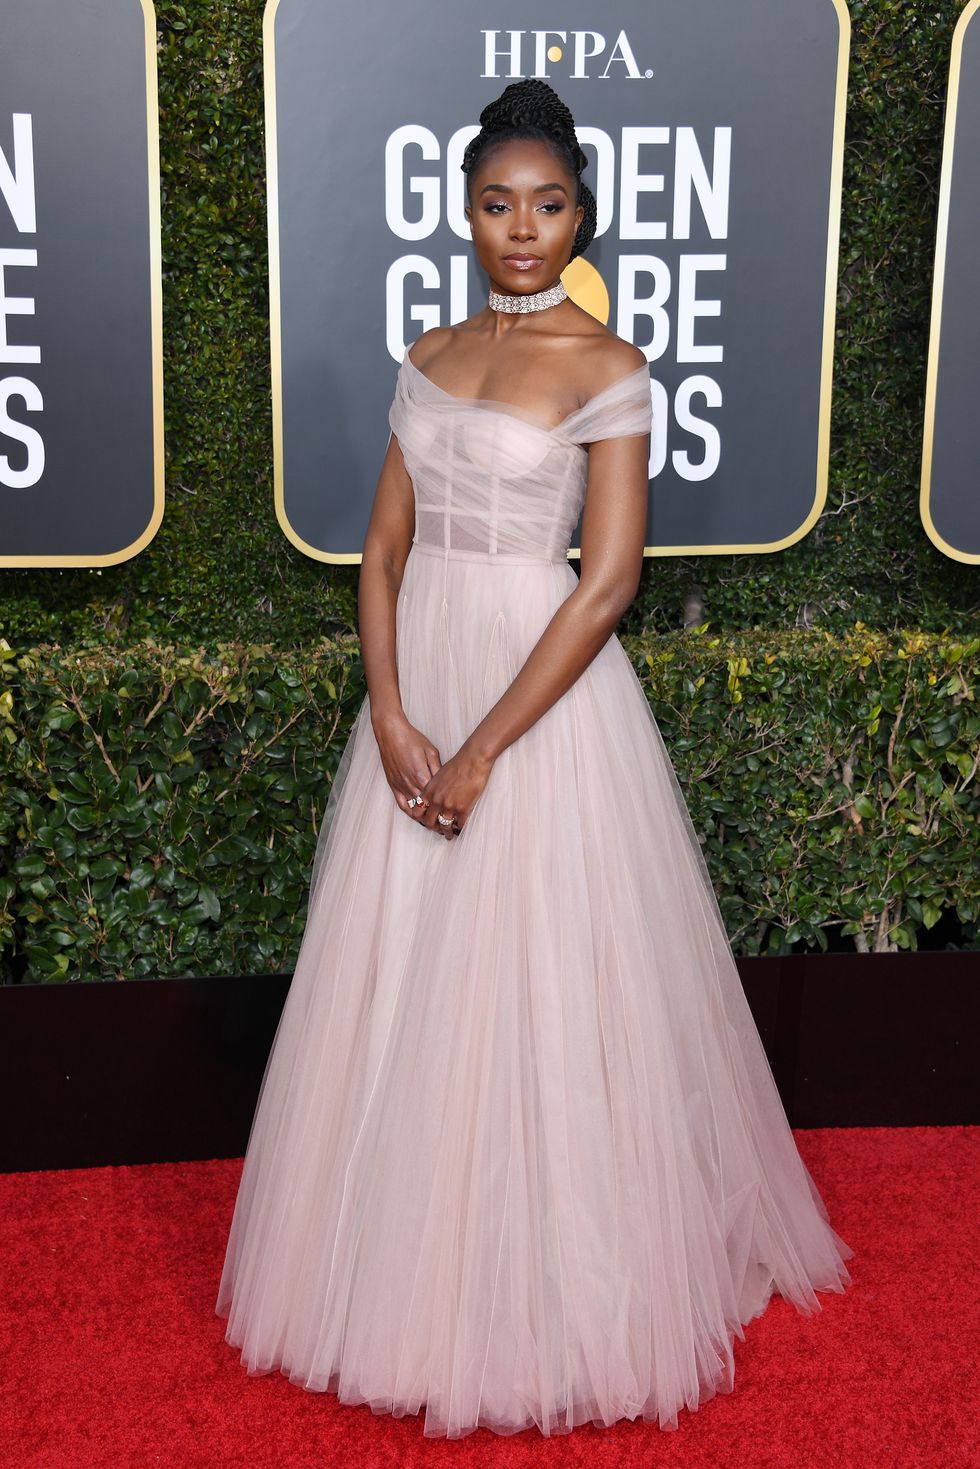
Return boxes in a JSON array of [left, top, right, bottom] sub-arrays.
[[469, 214, 496, 248], [539, 211, 577, 243]]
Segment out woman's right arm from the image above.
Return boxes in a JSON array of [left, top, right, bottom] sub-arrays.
[[358, 432, 444, 820], [358, 430, 414, 732]]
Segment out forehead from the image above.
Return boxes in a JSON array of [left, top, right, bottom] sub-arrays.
[[470, 135, 573, 185]]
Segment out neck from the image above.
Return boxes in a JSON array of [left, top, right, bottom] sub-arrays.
[[488, 278, 568, 315]]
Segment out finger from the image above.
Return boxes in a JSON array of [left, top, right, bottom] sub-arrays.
[[418, 806, 445, 837], [393, 774, 426, 820], [404, 790, 428, 821]]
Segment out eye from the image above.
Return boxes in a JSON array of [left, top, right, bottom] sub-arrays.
[[482, 200, 565, 214]]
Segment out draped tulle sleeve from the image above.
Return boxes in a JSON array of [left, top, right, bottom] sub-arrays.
[[556, 363, 653, 446], [389, 352, 652, 449], [387, 355, 412, 444]]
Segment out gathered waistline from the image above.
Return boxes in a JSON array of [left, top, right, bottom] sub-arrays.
[[410, 539, 568, 566]]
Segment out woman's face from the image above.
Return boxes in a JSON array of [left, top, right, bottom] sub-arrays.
[[464, 138, 584, 298]]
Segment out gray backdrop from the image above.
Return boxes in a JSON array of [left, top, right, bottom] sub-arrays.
[[0, 0, 162, 565], [920, 2, 980, 565], [268, 0, 849, 561]]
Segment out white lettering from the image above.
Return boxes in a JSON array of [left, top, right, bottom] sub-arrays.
[[620, 128, 669, 239], [616, 255, 672, 359], [677, 255, 725, 363], [0, 249, 40, 363], [0, 376, 44, 488], [0, 114, 36, 233], [673, 127, 731, 239], [382, 123, 733, 480], [386, 255, 441, 356], [446, 125, 480, 239], [599, 31, 644, 80], [385, 127, 441, 241], [570, 32, 606, 79], [532, 32, 567, 77], [673, 378, 721, 480], [481, 30, 524, 79], [576, 127, 615, 237], [448, 253, 469, 325]]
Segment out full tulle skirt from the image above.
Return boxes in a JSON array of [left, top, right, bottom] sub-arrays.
[[215, 541, 853, 1438]]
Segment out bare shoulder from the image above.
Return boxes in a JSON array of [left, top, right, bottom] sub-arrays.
[[406, 325, 456, 374], [573, 325, 647, 401]]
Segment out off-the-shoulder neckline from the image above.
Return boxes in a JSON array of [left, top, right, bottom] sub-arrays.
[[401, 350, 649, 438]]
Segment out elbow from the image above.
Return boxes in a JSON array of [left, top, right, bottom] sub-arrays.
[[362, 535, 409, 587], [580, 575, 639, 631], [607, 582, 639, 627]]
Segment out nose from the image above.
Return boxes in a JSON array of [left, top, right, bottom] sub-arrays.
[[510, 204, 537, 242]]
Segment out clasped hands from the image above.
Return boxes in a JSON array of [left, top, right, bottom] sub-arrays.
[[373, 709, 494, 841]]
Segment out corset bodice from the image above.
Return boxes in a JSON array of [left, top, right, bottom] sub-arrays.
[[388, 352, 652, 562]]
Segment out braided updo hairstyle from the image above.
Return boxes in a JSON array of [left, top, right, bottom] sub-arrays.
[[461, 79, 598, 263]]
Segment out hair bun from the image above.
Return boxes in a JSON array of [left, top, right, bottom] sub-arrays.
[[481, 79, 577, 150]]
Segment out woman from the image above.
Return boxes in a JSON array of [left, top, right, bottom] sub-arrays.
[[216, 78, 853, 1439]]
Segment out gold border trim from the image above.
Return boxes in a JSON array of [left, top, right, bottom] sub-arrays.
[[918, 0, 980, 565], [2, 0, 165, 568], [267, 0, 851, 562], [265, 0, 361, 564]]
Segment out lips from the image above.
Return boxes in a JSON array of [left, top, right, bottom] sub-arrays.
[[504, 254, 543, 270]]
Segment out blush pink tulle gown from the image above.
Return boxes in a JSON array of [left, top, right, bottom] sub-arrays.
[[215, 347, 854, 1439]]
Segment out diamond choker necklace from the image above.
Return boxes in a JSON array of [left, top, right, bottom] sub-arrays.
[[488, 279, 568, 314]]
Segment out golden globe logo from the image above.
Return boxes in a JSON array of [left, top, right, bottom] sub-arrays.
[[481, 29, 653, 81], [385, 118, 733, 483]]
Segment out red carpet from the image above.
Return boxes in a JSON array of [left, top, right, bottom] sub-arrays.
[[3, 1127, 977, 1468]]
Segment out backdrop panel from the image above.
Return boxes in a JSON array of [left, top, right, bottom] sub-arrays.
[[0, 0, 163, 566], [920, 0, 980, 565], [266, 0, 849, 562]]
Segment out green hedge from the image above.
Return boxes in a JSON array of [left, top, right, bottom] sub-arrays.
[[0, 0, 977, 647], [0, 633, 364, 983], [1, 4, 977, 980], [2, 626, 976, 982]]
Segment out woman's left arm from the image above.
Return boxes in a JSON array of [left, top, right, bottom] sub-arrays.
[[413, 424, 650, 837], [462, 427, 651, 767]]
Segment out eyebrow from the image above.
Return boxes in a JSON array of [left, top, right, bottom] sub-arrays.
[[478, 181, 570, 197]]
